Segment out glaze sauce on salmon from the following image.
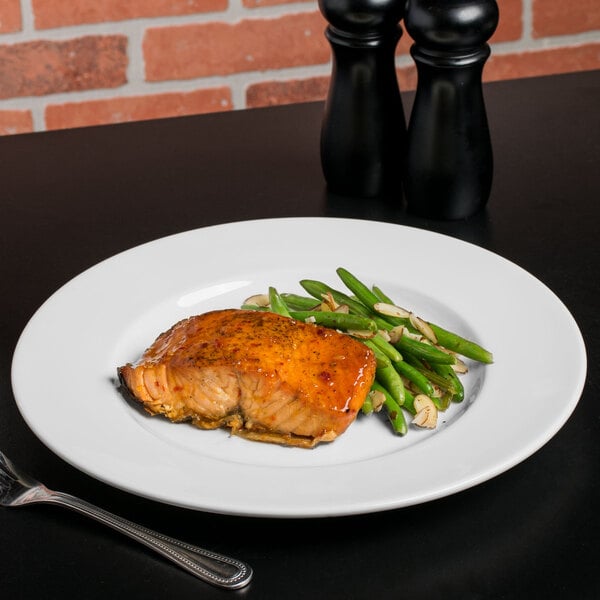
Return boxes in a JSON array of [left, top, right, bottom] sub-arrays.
[[118, 309, 376, 448]]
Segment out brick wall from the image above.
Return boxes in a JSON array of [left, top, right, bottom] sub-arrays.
[[0, 0, 598, 135]]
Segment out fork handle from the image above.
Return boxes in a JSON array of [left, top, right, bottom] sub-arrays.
[[40, 490, 252, 589]]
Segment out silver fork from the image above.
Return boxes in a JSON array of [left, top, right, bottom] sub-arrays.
[[0, 451, 252, 589]]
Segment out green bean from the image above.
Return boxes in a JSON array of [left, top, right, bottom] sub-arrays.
[[370, 333, 403, 363], [432, 392, 453, 411], [240, 304, 268, 311], [300, 279, 372, 317], [402, 353, 459, 396], [280, 293, 320, 311], [372, 285, 394, 304], [385, 401, 407, 435], [362, 339, 392, 368], [398, 352, 456, 409], [430, 362, 465, 403], [268, 286, 292, 318], [393, 334, 456, 365], [336, 267, 381, 309], [375, 363, 406, 407], [429, 324, 494, 364], [402, 388, 416, 415], [371, 314, 400, 331], [371, 381, 407, 435], [289, 311, 377, 332], [393, 359, 435, 396], [361, 394, 374, 415], [370, 281, 493, 364], [336, 268, 409, 327]]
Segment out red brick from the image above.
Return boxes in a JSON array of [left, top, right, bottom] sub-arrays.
[[0, 0, 22, 33], [0, 36, 127, 100], [245, 64, 419, 109], [144, 11, 329, 81], [397, 31, 413, 57], [246, 77, 330, 108], [243, 0, 312, 7], [45, 88, 232, 130], [32, 0, 227, 29], [484, 43, 600, 81], [532, 0, 600, 37], [397, 65, 418, 91], [492, 0, 523, 43], [0, 110, 33, 135]]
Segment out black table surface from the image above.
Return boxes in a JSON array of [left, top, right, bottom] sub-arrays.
[[1, 70, 598, 599]]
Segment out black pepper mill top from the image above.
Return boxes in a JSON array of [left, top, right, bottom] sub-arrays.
[[319, 0, 404, 35], [404, 0, 499, 219], [319, 0, 407, 198]]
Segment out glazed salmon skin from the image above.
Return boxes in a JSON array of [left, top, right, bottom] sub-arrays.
[[118, 309, 377, 448]]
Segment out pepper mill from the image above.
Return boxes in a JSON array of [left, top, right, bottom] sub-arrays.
[[319, 0, 407, 198], [404, 0, 499, 219]]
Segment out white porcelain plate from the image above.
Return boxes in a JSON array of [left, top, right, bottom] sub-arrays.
[[11, 218, 586, 518]]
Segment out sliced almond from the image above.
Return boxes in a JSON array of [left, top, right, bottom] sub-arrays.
[[320, 291, 339, 311], [374, 302, 411, 319], [369, 390, 386, 413], [409, 313, 438, 344], [412, 394, 438, 428], [430, 384, 443, 398], [347, 329, 376, 339], [378, 329, 391, 342], [334, 304, 350, 314], [451, 357, 469, 374], [414, 394, 436, 412], [403, 328, 424, 341], [388, 325, 405, 344], [243, 293, 270, 307], [388, 325, 422, 343]]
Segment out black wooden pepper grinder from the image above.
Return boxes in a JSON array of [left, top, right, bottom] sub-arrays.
[[318, 0, 407, 198], [404, 0, 499, 219]]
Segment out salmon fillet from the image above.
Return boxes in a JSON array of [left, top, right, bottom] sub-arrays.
[[118, 309, 376, 448]]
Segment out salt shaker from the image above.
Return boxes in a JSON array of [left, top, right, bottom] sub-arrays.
[[319, 0, 407, 198], [404, 0, 499, 219]]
